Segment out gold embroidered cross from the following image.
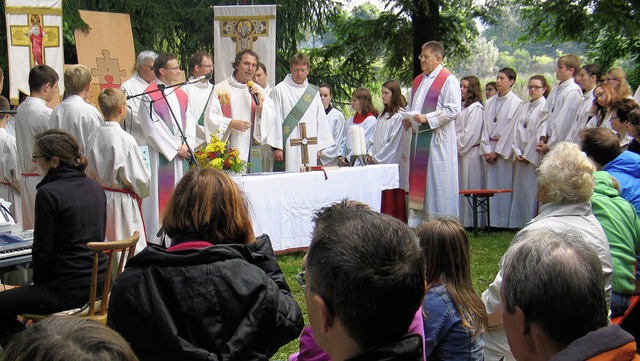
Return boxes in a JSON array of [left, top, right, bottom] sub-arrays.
[[290, 122, 317, 165], [10, 14, 60, 67], [218, 15, 275, 53]]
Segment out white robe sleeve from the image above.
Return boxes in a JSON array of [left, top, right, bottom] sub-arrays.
[[254, 91, 277, 144], [203, 92, 231, 141], [138, 99, 180, 161], [548, 88, 583, 145], [118, 142, 152, 199], [426, 75, 462, 129], [1, 135, 21, 192], [457, 104, 484, 156], [266, 86, 285, 150], [320, 109, 346, 162], [372, 113, 409, 164]]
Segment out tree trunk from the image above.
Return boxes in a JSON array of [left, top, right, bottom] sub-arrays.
[[412, 0, 439, 77]]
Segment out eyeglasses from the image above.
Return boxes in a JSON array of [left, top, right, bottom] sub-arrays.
[[605, 77, 618, 82], [32, 152, 46, 161], [163, 66, 181, 71], [527, 86, 543, 90], [296, 271, 306, 288], [198, 64, 214, 68]]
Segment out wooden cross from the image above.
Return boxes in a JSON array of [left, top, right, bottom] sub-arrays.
[[10, 14, 60, 67], [290, 122, 317, 165]]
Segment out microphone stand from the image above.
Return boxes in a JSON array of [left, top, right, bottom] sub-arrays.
[[126, 77, 207, 169]]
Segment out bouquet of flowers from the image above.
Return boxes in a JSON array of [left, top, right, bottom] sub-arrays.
[[194, 134, 247, 173]]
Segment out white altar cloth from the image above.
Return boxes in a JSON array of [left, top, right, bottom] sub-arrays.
[[233, 164, 399, 251]]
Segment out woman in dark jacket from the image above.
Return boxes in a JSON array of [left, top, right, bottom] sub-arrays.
[[0, 129, 107, 344], [108, 168, 304, 361]]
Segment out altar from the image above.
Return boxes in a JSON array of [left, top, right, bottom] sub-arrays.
[[233, 164, 399, 252]]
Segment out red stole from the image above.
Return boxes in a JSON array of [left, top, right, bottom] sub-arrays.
[[408, 68, 451, 209], [353, 112, 374, 124]]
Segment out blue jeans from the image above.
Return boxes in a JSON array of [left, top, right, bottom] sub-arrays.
[[611, 292, 631, 318]]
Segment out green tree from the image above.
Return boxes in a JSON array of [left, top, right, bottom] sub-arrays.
[[516, 0, 640, 87]]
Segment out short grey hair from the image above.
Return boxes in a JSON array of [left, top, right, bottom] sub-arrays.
[[502, 229, 608, 347], [538, 141, 595, 204], [421, 41, 444, 58], [136, 50, 158, 69]]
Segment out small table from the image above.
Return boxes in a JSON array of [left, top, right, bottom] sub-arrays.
[[459, 189, 513, 236]]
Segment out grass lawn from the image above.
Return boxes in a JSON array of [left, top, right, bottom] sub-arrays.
[[270, 229, 516, 360]]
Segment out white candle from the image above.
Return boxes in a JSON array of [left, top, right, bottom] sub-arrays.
[[357, 127, 366, 155], [350, 126, 361, 155]]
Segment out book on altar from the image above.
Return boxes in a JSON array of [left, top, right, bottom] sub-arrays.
[[400, 111, 420, 119]]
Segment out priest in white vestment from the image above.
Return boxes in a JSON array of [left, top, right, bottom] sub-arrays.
[[183, 51, 214, 148], [0, 102, 21, 224], [268, 53, 333, 172], [536, 55, 583, 154], [404, 42, 461, 218], [87, 88, 150, 254], [15, 65, 59, 229], [569, 64, 601, 143], [138, 54, 195, 245], [50, 65, 102, 153], [203, 50, 275, 173], [480, 68, 522, 228], [456, 76, 485, 227], [121, 50, 158, 146]]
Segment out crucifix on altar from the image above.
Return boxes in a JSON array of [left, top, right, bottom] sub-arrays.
[[290, 122, 317, 172]]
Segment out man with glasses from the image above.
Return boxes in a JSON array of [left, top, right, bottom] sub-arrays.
[[183, 51, 214, 148], [535, 54, 583, 154], [138, 53, 195, 246], [15, 64, 59, 229], [203, 49, 275, 173], [121, 50, 158, 146]]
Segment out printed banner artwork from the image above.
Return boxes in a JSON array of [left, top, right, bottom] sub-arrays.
[[5, 0, 65, 105], [74, 10, 135, 108], [213, 5, 277, 87]]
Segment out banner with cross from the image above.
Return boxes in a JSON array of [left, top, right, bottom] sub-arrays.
[[4, 0, 65, 105], [213, 5, 276, 87]]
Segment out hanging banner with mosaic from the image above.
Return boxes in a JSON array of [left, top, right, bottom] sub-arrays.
[[4, 0, 65, 105], [213, 5, 276, 86]]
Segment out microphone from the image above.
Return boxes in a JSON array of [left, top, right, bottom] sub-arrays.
[[190, 73, 213, 83], [247, 80, 260, 106], [157, 83, 166, 91], [209, 76, 216, 85], [0, 110, 18, 115]]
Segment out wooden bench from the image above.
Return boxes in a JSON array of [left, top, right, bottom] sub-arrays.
[[459, 189, 513, 236]]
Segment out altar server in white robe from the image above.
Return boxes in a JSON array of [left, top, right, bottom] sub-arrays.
[[339, 88, 378, 166], [121, 50, 157, 146], [367, 80, 411, 190], [203, 49, 275, 173], [183, 51, 214, 148], [87, 89, 150, 254], [403, 41, 461, 217], [456, 76, 485, 227], [480, 68, 522, 228], [318, 84, 346, 167], [15, 65, 59, 229], [536, 54, 583, 155], [569, 64, 602, 143], [269, 53, 334, 172], [0, 96, 21, 224], [254, 62, 275, 170], [50, 65, 102, 153], [138, 53, 196, 245], [506, 75, 549, 228]]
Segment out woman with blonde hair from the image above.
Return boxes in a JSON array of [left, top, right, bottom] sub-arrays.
[[417, 218, 487, 361], [108, 168, 304, 361], [605, 67, 633, 99], [481, 142, 613, 361]]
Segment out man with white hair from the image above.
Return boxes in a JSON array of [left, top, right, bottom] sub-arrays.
[[482, 141, 613, 361], [121, 50, 158, 146], [501, 229, 638, 361]]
